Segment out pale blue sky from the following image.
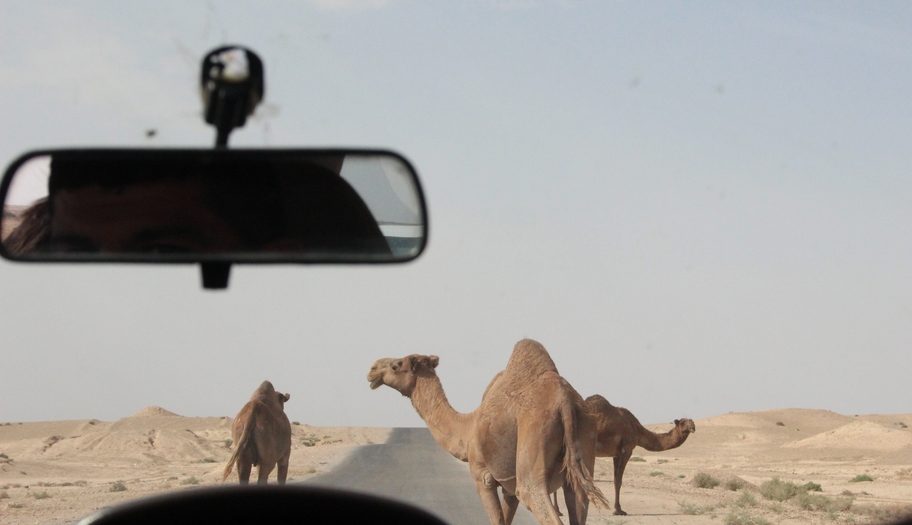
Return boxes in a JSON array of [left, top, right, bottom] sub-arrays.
[[0, 1, 910, 427]]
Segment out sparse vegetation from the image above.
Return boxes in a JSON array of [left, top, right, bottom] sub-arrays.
[[657, 459, 668, 464], [801, 481, 822, 492], [109, 481, 127, 492], [0, 490, 9, 499], [724, 477, 745, 491], [853, 503, 912, 523], [195, 458, 217, 463], [224, 438, 233, 447], [649, 471, 664, 477], [724, 510, 769, 525], [775, 422, 785, 426], [735, 491, 757, 508], [629, 456, 646, 462], [293, 421, 300, 425], [31, 490, 51, 499], [180, 476, 200, 485], [301, 435, 321, 447], [849, 474, 873, 483], [897, 468, 912, 480], [678, 500, 715, 515], [759, 477, 800, 501], [9, 502, 25, 509], [795, 492, 852, 513], [692, 472, 721, 489]]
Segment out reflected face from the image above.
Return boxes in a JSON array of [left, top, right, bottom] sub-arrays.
[[48, 178, 245, 253]]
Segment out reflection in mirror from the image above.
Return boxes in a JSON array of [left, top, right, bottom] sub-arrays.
[[0, 150, 426, 262]]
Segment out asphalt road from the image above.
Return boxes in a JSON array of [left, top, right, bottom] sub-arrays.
[[304, 427, 539, 525]]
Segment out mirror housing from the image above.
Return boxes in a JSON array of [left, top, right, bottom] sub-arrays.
[[0, 149, 428, 287]]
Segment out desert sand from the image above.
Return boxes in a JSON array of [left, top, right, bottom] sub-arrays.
[[1, 407, 910, 524]]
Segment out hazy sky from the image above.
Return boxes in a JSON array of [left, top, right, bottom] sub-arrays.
[[1, 1, 910, 428]]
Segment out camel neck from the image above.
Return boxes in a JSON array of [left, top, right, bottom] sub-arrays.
[[410, 373, 473, 462], [638, 427, 688, 452]]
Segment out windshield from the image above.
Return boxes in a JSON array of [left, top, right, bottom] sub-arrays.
[[1, 3, 910, 524]]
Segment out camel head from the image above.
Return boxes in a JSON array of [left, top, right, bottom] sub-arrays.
[[252, 380, 290, 412], [674, 418, 696, 435], [367, 354, 440, 397]]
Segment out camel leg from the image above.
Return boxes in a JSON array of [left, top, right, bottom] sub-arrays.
[[257, 460, 276, 485], [613, 450, 632, 515], [518, 482, 563, 525], [501, 492, 520, 525], [276, 449, 291, 485], [237, 459, 252, 485], [473, 477, 507, 525], [562, 482, 589, 525], [551, 491, 562, 516]]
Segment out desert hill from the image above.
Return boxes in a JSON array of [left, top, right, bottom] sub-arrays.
[[1, 408, 910, 524]]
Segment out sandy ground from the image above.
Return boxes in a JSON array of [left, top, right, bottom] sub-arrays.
[[1, 407, 910, 525]]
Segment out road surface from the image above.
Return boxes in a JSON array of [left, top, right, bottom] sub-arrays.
[[305, 427, 540, 525]]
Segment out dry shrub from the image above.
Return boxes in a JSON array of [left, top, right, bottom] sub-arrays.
[[109, 481, 127, 493], [849, 474, 873, 483], [853, 503, 912, 523], [735, 491, 758, 508], [724, 510, 769, 525], [678, 500, 715, 515], [724, 477, 746, 491], [760, 477, 799, 501], [693, 472, 721, 489], [795, 492, 852, 513]]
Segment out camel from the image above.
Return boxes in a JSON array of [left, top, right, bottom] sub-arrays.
[[554, 394, 695, 516], [368, 339, 609, 525], [222, 380, 292, 485]]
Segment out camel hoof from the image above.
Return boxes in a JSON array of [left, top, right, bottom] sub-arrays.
[[614, 510, 627, 516]]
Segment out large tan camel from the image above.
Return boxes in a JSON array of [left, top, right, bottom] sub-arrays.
[[368, 339, 609, 525], [560, 394, 695, 516], [222, 380, 292, 485]]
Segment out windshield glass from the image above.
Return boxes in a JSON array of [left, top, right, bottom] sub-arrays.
[[1, 3, 910, 524]]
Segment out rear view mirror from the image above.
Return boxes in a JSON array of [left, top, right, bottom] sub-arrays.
[[0, 149, 427, 265]]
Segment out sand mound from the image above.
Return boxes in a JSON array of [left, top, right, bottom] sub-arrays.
[[782, 419, 912, 451], [131, 406, 182, 418]]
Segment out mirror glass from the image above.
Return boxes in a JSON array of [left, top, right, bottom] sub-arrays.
[[0, 149, 426, 262]]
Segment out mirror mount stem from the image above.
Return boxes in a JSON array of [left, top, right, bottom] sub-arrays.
[[201, 262, 231, 290], [199, 46, 265, 289]]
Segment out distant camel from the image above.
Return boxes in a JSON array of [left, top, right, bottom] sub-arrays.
[[368, 339, 609, 525], [554, 394, 695, 516], [222, 381, 291, 485]]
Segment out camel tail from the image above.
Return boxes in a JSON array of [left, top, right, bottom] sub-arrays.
[[222, 415, 256, 482], [561, 399, 611, 511]]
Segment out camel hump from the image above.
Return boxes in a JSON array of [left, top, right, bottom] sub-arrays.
[[505, 338, 558, 377], [585, 394, 613, 407], [250, 380, 290, 412]]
